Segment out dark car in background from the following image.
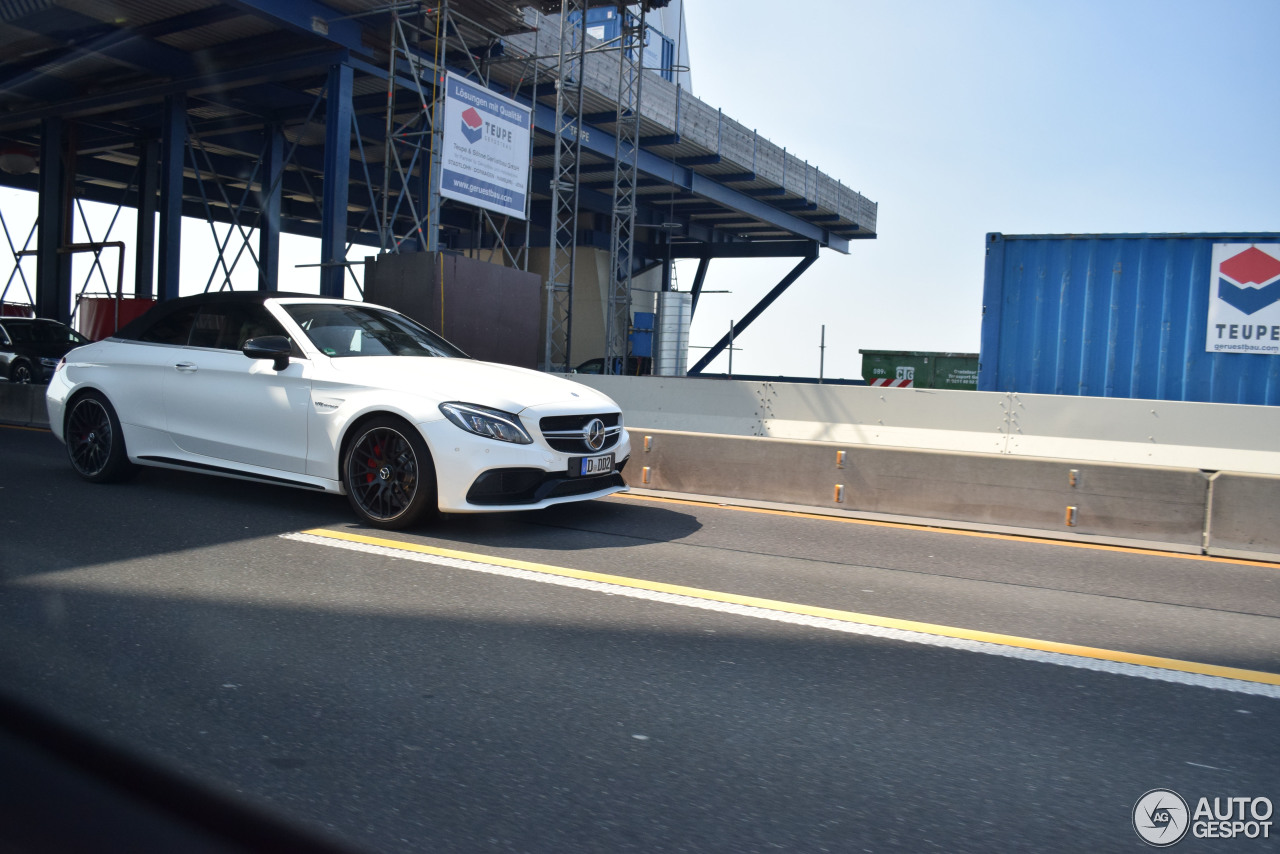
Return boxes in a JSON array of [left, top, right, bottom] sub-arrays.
[[573, 356, 651, 376], [0, 318, 89, 384]]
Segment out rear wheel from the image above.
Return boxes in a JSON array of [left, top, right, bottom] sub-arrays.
[[343, 416, 437, 529], [65, 391, 137, 483]]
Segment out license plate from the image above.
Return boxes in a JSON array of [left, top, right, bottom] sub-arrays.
[[574, 453, 614, 477]]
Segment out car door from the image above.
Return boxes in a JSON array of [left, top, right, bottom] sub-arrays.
[[86, 308, 200, 442], [163, 303, 311, 474]]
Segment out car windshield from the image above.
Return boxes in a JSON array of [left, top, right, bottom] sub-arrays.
[[282, 303, 468, 359]]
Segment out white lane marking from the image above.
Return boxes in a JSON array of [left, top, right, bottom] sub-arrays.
[[282, 532, 1280, 700]]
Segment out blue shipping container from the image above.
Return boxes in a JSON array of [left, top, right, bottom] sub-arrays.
[[980, 232, 1280, 405]]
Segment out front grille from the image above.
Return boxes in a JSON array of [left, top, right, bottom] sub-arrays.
[[542, 472, 626, 500], [466, 468, 546, 504], [466, 466, 626, 506], [538, 412, 623, 454]]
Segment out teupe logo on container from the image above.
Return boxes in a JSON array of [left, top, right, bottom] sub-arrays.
[[460, 107, 484, 144], [1206, 244, 1280, 354]]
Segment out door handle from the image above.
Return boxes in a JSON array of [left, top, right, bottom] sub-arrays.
[[174, 362, 198, 373]]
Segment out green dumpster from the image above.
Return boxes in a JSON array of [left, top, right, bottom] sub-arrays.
[[858, 350, 978, 390]]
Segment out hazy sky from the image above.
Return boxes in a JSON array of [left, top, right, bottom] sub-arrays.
[[679, 0, 1280, 378], [3, 1, 1278, 380]]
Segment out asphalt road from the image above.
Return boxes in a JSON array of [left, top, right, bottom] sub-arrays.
[[2, 424, 1279, 853]]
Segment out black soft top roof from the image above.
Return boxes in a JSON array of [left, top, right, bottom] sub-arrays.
[[113, 292, 345, 340]]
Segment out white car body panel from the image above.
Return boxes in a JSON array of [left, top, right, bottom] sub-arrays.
[[47, 296, 630, 516], [165, 347, 313, 473]]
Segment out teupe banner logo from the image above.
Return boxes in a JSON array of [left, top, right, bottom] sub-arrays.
[[460, 107, 483, 144], [1206, 243, 1280, 354], [1217, 246, 1280, 315]]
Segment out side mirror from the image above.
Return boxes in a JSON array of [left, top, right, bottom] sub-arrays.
[[243, 335, 292, 371]]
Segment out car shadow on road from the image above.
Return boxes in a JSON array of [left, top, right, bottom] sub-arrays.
[[1, 427, 699, 586], [1, 427, 349, 582], [421, 496, 703, 553]]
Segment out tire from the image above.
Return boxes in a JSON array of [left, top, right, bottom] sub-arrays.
[[342, 416, 437, 529], [64, 391, 138, 483], [9, 359, 35, 384]]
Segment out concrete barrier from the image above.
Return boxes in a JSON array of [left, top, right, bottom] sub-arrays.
[[570, 376, 1280, 557], [577, 376, 1280, 475], [1207, 473, 1280, 560], [628, 428, 1233, 554], [0, 384, 49, 429]]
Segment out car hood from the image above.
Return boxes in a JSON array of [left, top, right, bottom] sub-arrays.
[[323, 356, 619, 414]]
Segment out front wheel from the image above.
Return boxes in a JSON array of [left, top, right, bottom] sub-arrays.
[[9, 359, 35, 384], [342, 416, 437, 529], [64, 391, 137, 483]]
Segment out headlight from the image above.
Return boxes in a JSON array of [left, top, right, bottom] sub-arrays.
[[39, 357, 60, 368], [439, 402, 532, 444]]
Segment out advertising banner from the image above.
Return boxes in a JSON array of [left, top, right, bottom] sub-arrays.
[[439, 72, 531, 220], [1206, 243, 1280, 355]]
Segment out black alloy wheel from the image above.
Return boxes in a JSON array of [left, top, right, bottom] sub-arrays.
[[343, 416, 437, 529], [65, 392, 137, 483], [9, 359, 34, 384]]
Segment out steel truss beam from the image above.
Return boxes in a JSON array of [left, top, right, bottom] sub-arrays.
[[668, 240, 818, 259], [687, 241, 820, 376], [526, 106, 848, 254], [0, 50, 349, 131]]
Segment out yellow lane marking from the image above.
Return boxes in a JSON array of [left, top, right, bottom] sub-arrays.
[[303, 527, 1280, 688], [0, 423, 50, 433], [613, 493, 1280, 569]]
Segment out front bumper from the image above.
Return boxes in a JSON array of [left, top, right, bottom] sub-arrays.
[[465, 461, 628, 506], [419, 417, 630, 513], [45, 370, 71, 442]]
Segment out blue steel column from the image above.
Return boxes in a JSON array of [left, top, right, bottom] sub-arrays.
[[36, 117, 71, 322], [320, 63, 353, 298], [134, 137, 159, 299], [157, 94, 186, 302], [258, 123, 283, 291]]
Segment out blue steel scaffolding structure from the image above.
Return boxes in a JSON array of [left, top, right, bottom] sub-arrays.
[[0, 0, 876, 374]]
